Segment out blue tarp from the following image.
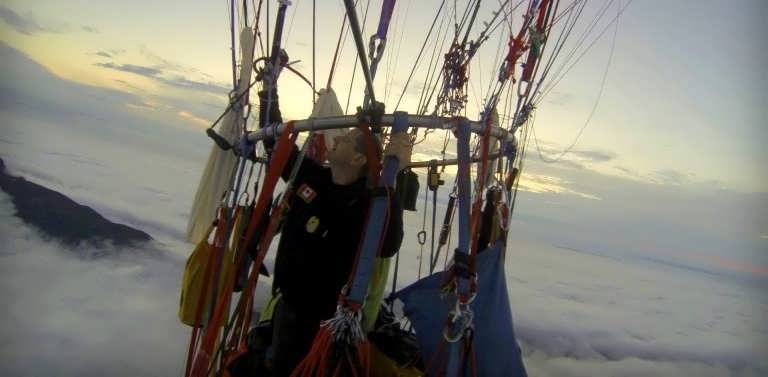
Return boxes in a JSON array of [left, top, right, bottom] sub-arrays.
[[394, 242, 527, 377]]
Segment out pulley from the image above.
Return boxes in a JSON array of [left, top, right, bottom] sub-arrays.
[[427, 159, 444, 191]]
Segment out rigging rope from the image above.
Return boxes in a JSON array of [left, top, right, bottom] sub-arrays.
[[230, 0, 238, 89], [345, 0, 373, 113], [532, 0, 623, 163], [343, 0, 379, 106], [312, 0, 316, 98], [383, 0, 411, 106], [531, 0, 585, 99], [393, 0, 447, 111], [536, 0, 622, 101], [415, 2, 452, 114], [326, 0, 354, 90], [283, 0, 300, 47]]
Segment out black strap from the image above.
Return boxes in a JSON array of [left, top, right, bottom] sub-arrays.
[[452, 251, 476, 279]]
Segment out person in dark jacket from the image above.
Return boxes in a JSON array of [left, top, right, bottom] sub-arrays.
[[270, 127, 412, 376]]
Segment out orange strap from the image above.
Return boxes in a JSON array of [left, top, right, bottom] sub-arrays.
[[187, 122, 297, 377], [231, 122, 299, 349], [470, 115, 493, 255], [355, 123, 382, 186]]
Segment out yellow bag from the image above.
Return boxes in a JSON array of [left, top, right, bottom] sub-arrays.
[[257, 291, 281, 324], [370, 343, 424, 377], [179, 224, 235, 327]]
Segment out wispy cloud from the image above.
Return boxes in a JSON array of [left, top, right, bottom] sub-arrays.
[[612, 165, 637, 177], [139, 45, 186, 72], [651, 168, 696, 186], [177, 111, 209, 127], [568, 149, 616, 162], [529, 139, 617, 171], [125, 102, 157, 111], [518, 173, 601, 200], [163, 75, 230, 94], [93, 46, 228, 97], [0, 6, 62, 35], [81, 25, 99, 33], [0, 6, 96, 36], [546, 91, 577, 106], [95, 62, 163, 77], [92, 49, 125, 59], [138, 45, 212, 78], [94, 60, 228, 96]]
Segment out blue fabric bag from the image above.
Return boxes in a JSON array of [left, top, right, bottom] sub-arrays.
[[394, 241, 527, 377]]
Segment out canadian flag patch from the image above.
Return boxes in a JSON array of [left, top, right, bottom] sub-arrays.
[[297, 183, 317, 203]]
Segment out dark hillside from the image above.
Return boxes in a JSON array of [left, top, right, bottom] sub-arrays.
[[0, 158, 152, 247]]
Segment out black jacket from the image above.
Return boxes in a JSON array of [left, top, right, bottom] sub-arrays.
[[273, 148, 404, 321]]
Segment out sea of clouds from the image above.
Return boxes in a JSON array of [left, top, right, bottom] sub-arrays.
[[1, 42, 766, 376]]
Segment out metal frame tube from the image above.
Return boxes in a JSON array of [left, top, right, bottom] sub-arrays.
[[247, 115, 513, 143]]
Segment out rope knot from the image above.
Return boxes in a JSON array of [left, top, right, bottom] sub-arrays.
[[443, 294, 476, 343], [323, 302, 365, 346], [355, 102, 385, 133]]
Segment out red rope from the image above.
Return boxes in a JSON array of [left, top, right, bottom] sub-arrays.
[[424, 333, 448, 375], [470, 339, 478, 377], [521, 0, 552, 82], [186, 122, 297, 377], [355, 123, 382, 186], [291, 326, 333, 377], [504, 0, 538, 81], [326, 12, 350, 90], [470, 115, 493, 255], [306, 133, 327, 162], [236, 125, 299, 336], [290, 322, 372, 376]]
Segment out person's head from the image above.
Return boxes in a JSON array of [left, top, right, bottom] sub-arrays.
[[326, 128, 382, 184]]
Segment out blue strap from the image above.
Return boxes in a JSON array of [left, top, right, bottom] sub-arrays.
[[375, 0, 396, 39], [454, 119, 472, 257], [452, 118, 474, 302], [348, 111, 409, 304], [446, 342, 460, 377]]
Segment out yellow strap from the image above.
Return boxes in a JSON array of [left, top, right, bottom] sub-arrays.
[[257, 291, 282, 324], [363, 257, 392, 332]]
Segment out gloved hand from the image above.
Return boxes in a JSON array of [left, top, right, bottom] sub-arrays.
[[384, 133, 413, 172]]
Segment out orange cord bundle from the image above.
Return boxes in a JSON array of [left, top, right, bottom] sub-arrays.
[[291, 323, 371, 377]]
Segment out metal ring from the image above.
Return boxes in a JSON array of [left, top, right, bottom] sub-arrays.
[[416, 230, 427, 245], [443, 323, 464, 343]]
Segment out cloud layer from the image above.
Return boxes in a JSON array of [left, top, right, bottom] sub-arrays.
[[0, 191, 187, 376]]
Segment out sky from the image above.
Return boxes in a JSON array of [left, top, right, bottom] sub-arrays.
[[0, 0, 766, 191], [0, 0, 767, 376]]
